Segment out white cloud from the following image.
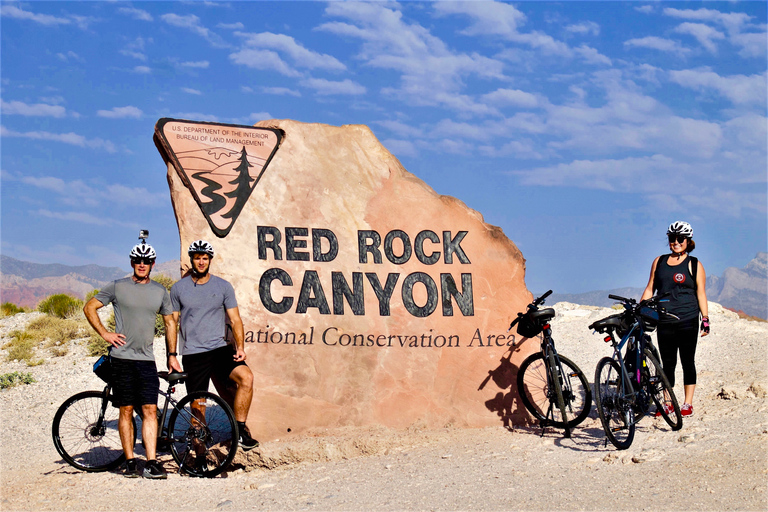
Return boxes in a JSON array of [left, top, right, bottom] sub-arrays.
[[300, 78, 366, 96], [179, 60, 209, 68], [236, 32, 346, 71], [565, 21, 600, 36], [218, 22, 244, 30], [13, 174, 168, 208], [57, 51, 82, 63], [381, 139, 417, 158], [118, 7, 152, 22], [1, 100, 66, 117], [0, 126, 117, 152], [318, 3, 506, 115], [160, 13, 228, 48], [38, 209, 140, 229], [229, 49, 301, 77], [434, 1, 528, 37], [482, 88, 539, 109], [731, 31, 768, 58], [120, 50, 146, 61], [669, 68, 767, 105], [574, 45, 612, 66], [181, 88, 202, 95], [260, 87, 301, 97], [674, 23, 725, 53], [172, 112, 220, 122], [0, 4, 70, 26], [624, 36, 690, 56], [133, 65, 151, 74], [663, 7, 752, 34], [635, 6, 654, 14], [97, 106, 143, 119]]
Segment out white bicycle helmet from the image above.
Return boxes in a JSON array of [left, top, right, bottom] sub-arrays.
[[129, 243, 157, 260], [188, 240, 215, 258], [667, 221, 693, 238]]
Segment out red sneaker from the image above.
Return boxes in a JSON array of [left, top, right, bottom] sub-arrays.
[[681, 403, 693, 416], [655, 404, 675, 417]]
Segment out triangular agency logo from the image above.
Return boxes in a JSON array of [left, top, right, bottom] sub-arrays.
[[154, 118, 282, 238]]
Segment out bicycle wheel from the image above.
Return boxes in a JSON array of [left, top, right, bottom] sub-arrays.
[[594, 357, 635, 450], [169, 391, 238, 478], [52, 390, 135, 472], [518, 353, 592, 429], [643, 349, 683, 431]]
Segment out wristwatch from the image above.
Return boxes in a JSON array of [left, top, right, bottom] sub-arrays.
[[168, 352, 177, 356]]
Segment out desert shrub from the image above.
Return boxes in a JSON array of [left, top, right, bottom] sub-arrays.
[[1, 302, 25, 317], [87, 334, 110, 357], [25, 316, 86, 357], [85, 289, 99, 302], [37, 294, 83, 319], [0, 371, 36, 390], [4, 331, 39, 365], [152, 275, 176, 336]]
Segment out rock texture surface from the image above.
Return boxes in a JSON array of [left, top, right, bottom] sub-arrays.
[[161, 120, 533, 439]]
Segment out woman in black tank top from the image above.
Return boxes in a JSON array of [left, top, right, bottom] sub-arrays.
[[640, 221, 709, 418]]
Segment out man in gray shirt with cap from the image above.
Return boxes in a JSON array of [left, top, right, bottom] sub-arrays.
[[84, 233, 175, 479]]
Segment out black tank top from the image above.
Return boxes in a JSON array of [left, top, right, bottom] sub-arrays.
[[653, 254, 699, 323]]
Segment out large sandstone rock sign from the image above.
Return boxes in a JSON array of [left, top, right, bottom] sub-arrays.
[[155, 118, 535, 440]]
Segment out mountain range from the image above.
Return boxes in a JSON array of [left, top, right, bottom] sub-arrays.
[[1, 253, 765, 319]]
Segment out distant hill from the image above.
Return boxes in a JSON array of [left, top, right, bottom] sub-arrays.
[[546, 252, 767, 319], [0, 255, 180, 308]]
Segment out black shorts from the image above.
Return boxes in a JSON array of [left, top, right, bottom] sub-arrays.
[[182, 345, 246, 394], [111, 357, 159, 408]]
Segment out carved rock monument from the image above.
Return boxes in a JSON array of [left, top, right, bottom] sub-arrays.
[[155, 118, 535, 440]]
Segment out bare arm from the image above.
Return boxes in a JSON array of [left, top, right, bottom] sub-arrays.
[[695, 261, 709, 336], [226, 306, 246, 361], [166, 311, 182, 372], [164, 312, 182, 372], [640, 256, 660, 301], [83, 297, 126, 347]]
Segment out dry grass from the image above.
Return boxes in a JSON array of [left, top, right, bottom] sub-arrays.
[[3, 331, 43, 365], [25, 316, 88, 357]]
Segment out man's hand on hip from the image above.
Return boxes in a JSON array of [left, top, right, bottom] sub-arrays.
[[103, 332, 126, 347]]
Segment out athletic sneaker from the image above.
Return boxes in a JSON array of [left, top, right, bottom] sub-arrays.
[[123, 458, 141, 478], [681, 403, 694, 416], [142, 459, 167, 479], [655, 404, 675, 417], [239, 424, 259, 451]]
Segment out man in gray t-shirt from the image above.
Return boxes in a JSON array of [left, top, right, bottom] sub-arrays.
[[168, 239, 259, 452], [83, 237, 175, 479]]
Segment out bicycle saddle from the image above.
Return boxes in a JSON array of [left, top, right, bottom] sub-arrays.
[[158, 371, 188, 384], [530, 308, 555, 322], [589, 314, 623, 333]]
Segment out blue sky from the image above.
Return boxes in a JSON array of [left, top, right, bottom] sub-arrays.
[[1, 1, 766, 294]]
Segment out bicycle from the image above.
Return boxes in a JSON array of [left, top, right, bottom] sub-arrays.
[[589, 294, 683, 450], [52, 370, 238, 477], [509, 290, 592, 438]]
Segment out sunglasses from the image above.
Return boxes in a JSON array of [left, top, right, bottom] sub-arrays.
[[667, 234, 688, 244], [131, 257, 154, 265]]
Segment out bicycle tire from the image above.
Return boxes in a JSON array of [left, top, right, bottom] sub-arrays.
[[52, 390, 135, 472], [643, 349, 683, 431], [594, 357, 635, 450], [169, 391, 238, 478], [517, 353, 592, 429]]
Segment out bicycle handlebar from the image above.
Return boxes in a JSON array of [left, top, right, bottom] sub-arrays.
[[534, 290, 553, 306]]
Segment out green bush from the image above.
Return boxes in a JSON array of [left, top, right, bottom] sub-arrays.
[[1, 302, 25, 317], [85, 289, 99, 302], [37, 294, 83, 319], [0, 371, 36, 390], [25, 315, 85, 357]]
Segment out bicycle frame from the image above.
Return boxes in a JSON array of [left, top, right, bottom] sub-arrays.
[[539, 327, 569, 425], [603, 319, 654, 422]]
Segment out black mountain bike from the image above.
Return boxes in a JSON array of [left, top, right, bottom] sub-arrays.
[[52, 371, 238, 477], [589, 294, 683, 450], [510, 290, 592, 438]]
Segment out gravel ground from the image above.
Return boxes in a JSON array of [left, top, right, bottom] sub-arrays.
[[1, 301, 766, 511]]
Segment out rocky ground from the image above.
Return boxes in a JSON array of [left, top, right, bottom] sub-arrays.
[[1, 302, 766, 511]]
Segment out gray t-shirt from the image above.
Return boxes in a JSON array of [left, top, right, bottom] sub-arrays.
[[95, 277, 172, 361], [170, 275, 238, 355]]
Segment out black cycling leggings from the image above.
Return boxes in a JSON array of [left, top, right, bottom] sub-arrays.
[[657, 317, 699, 387]]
